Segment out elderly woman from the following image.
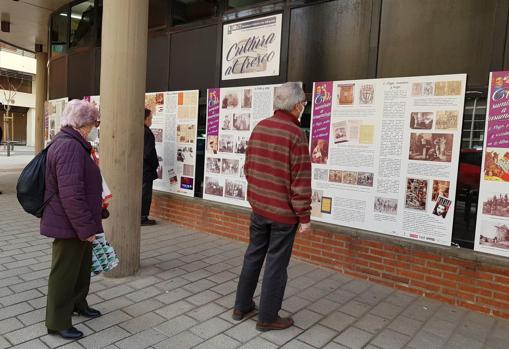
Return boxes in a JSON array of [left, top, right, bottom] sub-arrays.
[[42, 99, 103, 340]]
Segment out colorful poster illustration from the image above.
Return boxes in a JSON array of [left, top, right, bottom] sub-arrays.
[[310, 74, 467, 246], [203, 84, 281, 207], [44, 97, 68, 144], [475, 72, 509, 257], [222, 14, 282, 80]]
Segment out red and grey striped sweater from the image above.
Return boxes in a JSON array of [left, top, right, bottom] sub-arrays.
[[244, 110, 312, 225]]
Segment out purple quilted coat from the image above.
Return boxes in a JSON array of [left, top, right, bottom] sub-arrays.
[[40, 127, 103, 241]]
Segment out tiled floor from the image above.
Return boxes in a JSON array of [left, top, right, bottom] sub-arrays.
[[0, 172, 508, 349]]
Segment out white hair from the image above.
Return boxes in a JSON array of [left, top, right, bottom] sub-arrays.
[[274, 82, 305, 112]]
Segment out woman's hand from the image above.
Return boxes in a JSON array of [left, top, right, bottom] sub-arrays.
[[86, 235, 96, 242]]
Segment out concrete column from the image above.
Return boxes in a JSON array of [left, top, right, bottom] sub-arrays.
[[100, 0, 149, 277], [34, 52, 47, 153]]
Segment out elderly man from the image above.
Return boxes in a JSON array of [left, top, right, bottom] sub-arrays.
[[233, 82, 312, 331]]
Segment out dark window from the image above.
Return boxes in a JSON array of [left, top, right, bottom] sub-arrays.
[[149, 0, 169, 29], [50, 9, 69, 58], [171, 0, 218, 26], [226, 0, 271, 10], [70, 1, 96, 48], [452, 95, 487, 249]]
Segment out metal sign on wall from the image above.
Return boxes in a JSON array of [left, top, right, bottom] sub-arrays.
[[221, 14, 282, 81]]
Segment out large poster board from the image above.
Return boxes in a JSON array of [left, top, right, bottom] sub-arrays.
[[222, 14, 282, 81], [145, 90, 199, 197], [203, 84, 280, 207], [310, 74, 466, 246], [474, 71, 509, 256], [44, 97, 68, 143]]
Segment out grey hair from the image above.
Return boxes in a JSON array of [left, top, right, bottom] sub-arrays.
[[273, 82, 305, 112]]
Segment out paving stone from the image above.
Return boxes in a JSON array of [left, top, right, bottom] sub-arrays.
[[371, 328, 411, 349], [126, 276, 161, 289], [370, 301, 404, 320], [85, 309, 132, 331], [340, 300, 372, 317], [327, 289, 357, 305], [260, 325, 303, 346], [156, 287, 192, 304], [190, 317, 233, 339], [321, 311, 356, 332], [9, 279, 48, 293], [156, 300, 195, 319], [155, 314, 198, 337], [10, 338, 49, 349], [193, 334, 241, 349], [123, 299, 164, 318], [297, 324, 337, 347], [280, 339, 316, 349], [354, 313, 390, 334], [183, 279, 217, 294], [119, 312, 166, 334], [78, 325, 130, 349], [153, 330, 203, 349], [215, 292, 236, 309], [407, 330, 448, 349], [225, 319, 259, 342], [155, 277, 190, 291], [323, 343, 350, 349], [115, 328, 169, 349], [125, 285, 162, 303], [333, 326, 373, 348], [93, 296, 133, 314], [307, 298, 341, 316], [0, 289, 43, 306], [239, 337, 278, 349], [292, 309, 323, 330], [40, 332, 76, 348], [96, 285, 135, 300], [421, 318, 457, 339], [0, 336, 10, 349], [386, 315, 423, 336], [0, 317, 24, 335], [211, 280, 238, 296], [445, 333, 484, 349], [282, 295, 311, 313], [187, 289, 221, 306], [186, 302, 226, 322], [341, 280, 372, 295], [4, 322, 47, 345], [207, 271, 238, 284], [28, 296, 47, 309]]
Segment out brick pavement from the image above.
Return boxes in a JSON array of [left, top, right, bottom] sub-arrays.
[[0, 172, 508, 349]]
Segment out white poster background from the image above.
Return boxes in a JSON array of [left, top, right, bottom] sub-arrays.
[[203, 83, 281, 207], [45, 97, 68, 144], [145, 90, 199, 197], [222, 14, 282, 80], [310, 74, 467, 246], [474, 72, 509, 257]]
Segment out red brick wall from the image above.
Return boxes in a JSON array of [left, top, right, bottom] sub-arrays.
[[151, 192, 509, 319]]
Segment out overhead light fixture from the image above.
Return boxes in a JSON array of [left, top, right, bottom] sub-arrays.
[[1, 20, 10, 33]]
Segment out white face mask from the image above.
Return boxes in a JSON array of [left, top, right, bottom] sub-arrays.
[[87, 126, 99, 142], [298, 103, 305, 119]]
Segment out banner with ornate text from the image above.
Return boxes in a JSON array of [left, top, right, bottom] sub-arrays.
[[475, 71, 509, 257], [221, 14, 282, 80]]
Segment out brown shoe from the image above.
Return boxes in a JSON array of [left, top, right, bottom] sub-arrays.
[[232, 301, 256, 321], [256, 316, 294, 332]]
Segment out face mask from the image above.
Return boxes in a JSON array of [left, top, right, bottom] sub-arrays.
[[298, 103, 305, 119], [87, 126, 98, 142]]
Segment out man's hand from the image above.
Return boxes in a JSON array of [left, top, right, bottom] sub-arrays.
[[299, 223, 311, 233], [86, 235, 96, 242]]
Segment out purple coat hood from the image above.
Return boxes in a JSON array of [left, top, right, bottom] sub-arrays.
[[40, 127, 103, 240]]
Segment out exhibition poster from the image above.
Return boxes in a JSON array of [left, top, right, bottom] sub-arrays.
[[44, 97, 68, 144], [203, 84, 280, 207], [145, 90, 199, 197], [222, 14, 282, 80], [309, 74, 467, 246], [474, 71, 509, 257]]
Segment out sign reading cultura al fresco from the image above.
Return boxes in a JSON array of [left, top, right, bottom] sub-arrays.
[[474, 71, 509, 257], [221, 14, 282, 80]]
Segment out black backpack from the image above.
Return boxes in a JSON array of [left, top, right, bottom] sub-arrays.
[[16, 143, 55, 218]]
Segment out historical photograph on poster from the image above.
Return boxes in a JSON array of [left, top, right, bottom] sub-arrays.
[[222, 92, 239, 109], [409, 133, 453, 162], [183, 164, 194, 177], [235, 136, 248, 154], [405, 178, 428, 210], [359, 84, 374, 104], [221, 159, 240, 176], [446, 81, 462, 96], [337, 84, 354, 105], [205, 177, 224, 196], [435, 111, 459, 130], [423, 82, 434, 96], [177, 146, 194, 163], [219, 134, 235, 153], [242, 89, 252, 108], [206, 157, 221, 174], [177, 124, 196, 143], [207, 135, 218, 154], [321, 197, 332, 214], [314, 168, 329, 181], [432, 197, 452, 218], [328, 170, 343, 183], [222, 114, 232, 130], [482, 194, 509, 218], [225, 179, 246, 200], [411, 83, 423, 97], [432, 180, 450, 201], [410, 112, 434, 129], [311, 190, 323, 218], [333, 122, 348, 143], [434, 81, 447, 96], [374, 197, 398, 215], [357, 172, 374, 187], [342, 171, 358, 185], [233, 113, 251, 131], [484, 148, 509, 182], [479, 221, 509, 249], [311, 139, 329, 164], [152, 128, 163, 143]]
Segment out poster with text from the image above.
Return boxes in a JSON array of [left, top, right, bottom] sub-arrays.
[[474, 72, 509, 257], [203, 84, 280, 207], [45, 97, 68, 144], [310, 74, 466, 246], [222, 14, 282, 80], [145, 90, 199, 197]]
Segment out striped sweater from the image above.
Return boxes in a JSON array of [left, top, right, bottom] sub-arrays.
[[244, 110, 312, 225]]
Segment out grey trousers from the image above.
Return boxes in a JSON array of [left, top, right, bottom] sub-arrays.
[[234, 213, 298, 322]]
